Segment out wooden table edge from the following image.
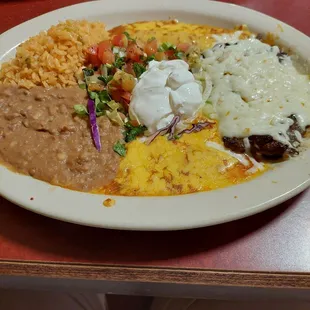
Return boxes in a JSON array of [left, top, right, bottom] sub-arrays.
[[1, 260, 310, 289]]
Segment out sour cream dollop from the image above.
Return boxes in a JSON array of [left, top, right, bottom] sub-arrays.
[[129, 60, 204, 133]]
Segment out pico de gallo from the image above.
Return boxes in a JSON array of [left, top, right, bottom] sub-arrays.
[[74, 32, 194, 155]]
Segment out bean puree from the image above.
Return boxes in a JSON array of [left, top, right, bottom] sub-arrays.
[[0, 85, 122, 191]]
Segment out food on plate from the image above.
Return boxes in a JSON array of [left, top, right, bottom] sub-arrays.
[[0, 19, 309, 195], [0, 20, 109, 89], [109, 21, 250, 51], [200, 38, 310, 160], [0, 86, 121, 191]]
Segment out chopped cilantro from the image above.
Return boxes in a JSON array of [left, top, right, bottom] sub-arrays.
[[96, 101, 106, 115], [133, 63, 146, 78], [158, 42, 176, 52], [146, 55, 156, 62], [89, 91, 98, 100], [98, 75, 113, 85], [124, 122, 147, 142], [113, 141, 126, 157], [82, 68, 94, 76], [74, 104, 88, 115], [114, 56, 126, 69], [98, 90, 111, 103], [148, 37, 156, 42], [96, 110, 106, 117], [84, 90, 111, 116], [175, 51, 184, 59], [123, 31, 136, 42]]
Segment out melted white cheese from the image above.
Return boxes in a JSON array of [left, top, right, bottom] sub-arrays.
[[129, 60, 204, 133], [206, 141, 264, 174], [206, 141, 250, 166], [202, 36, 310, 146], [212, 31, 243, 44]]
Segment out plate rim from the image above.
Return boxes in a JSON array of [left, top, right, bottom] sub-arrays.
[[0, 0, 309, 231]]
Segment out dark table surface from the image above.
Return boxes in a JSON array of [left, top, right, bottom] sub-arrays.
[[0, 0, 310, 290]]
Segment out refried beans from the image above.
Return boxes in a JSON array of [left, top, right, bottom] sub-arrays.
[[0, 85, 122, 191]]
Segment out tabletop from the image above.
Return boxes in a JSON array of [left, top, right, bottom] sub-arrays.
[[0, 0, 310, 293]]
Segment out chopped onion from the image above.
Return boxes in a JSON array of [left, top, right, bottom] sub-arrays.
[[113, 46, 120, 54], [100, 64, 108, 77], [119, 50, 127, 58], [87, 99, 101, 151]]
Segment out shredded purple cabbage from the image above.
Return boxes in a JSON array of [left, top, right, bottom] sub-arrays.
[[87, 99, 101, 151], [167, 116, 181, 140], [178, 121, 213, 136], [146, 117, 214, 145], [146, 116, 180, 145]]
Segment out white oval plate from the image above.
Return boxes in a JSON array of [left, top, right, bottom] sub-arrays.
[[0, 0, 309, 230]]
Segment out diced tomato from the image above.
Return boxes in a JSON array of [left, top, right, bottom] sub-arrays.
[[109, 88, 122, 102], [144, 38, 158, 56], [127, 43, 144, 62], [98, 40, 112, 54], [88, 45, 98, 55], [109, 89, 131, 111], [112, 34, 128, 48], [111, 70, 136, 92], [88, 83, 105, 92], [121, 75, 136, 92], [121, 91, 131, 103], [165, 49, 175, 60], [120, 92, 131, 111], [98, 40, 112, 51], [98, 50, 115, 64], [129, 119, 140, 127], [123, 62, 136, 77], [97, 40, 114, 64], [177, 43, 191, 53], [86, 45, 101, 66], [155, 51, 166, 61], [109, 25, 126, 36]]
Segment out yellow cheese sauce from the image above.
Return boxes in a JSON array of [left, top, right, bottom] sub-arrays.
[[110, 20, 251, 50], [99, 120, 265, 196], [99, 21, 265, 196]]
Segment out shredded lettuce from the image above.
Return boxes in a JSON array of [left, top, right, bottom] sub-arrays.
[[74, 104, 88, 115], [106, 110, 124, 126], [107, 100, 122, 110], [78, 83, 86, 89]]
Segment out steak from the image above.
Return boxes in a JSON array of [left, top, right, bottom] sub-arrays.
[[223, 115, 305, 160]]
